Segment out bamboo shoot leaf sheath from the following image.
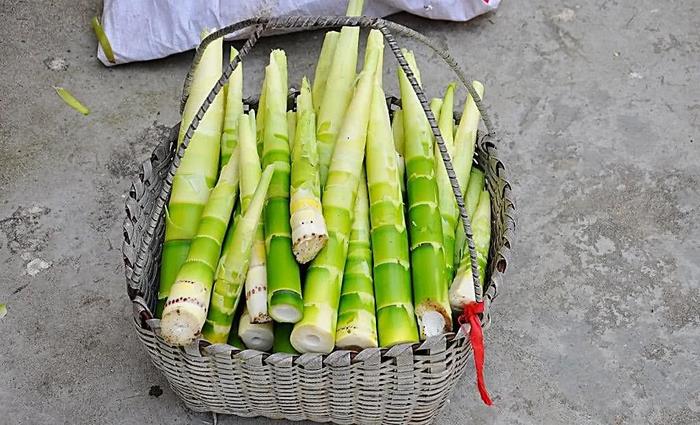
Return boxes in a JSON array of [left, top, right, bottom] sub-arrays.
[[157, 33, 224, 318], [398, 49, 452, 339], [263, 51, 304, 324]]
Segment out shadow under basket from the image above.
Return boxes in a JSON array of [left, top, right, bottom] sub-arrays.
[[122, 15, 515, 425]]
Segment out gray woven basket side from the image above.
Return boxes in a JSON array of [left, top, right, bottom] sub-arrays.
[[476, 133, 515, 305], [123, 127, 177, 307]]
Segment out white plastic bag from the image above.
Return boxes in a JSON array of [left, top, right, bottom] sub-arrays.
[[98, 0, 499, 66]]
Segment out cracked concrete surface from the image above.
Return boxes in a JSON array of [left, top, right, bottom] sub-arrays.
[[1, 1, 698, 424]]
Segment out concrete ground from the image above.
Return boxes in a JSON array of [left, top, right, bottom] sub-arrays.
[[1, 0, 698, 424]]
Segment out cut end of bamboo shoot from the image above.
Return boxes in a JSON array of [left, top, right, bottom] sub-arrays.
[[160, 302, 206, 346], [415, 303, 451, 339], [290, 207, 328, 263], [270, 304, 303, 324], [416, 310, 449, 339], [239, 309, 274, 351], [269, 290, 304, 323], [449, 271, 477, 310], [290, 323, 335, 354], [240, 325, 273, 351]]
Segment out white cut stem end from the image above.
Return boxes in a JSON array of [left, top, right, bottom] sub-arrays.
[[160, 303, 206, 346], [449, 272, 477, 311], [290, 324, 334, 354], [270, 305, 303, 323], [290, 208, 328, 264], [239, 320, 273, 351], [418, 311, 447, 339]]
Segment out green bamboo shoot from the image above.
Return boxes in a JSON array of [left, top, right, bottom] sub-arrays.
[[239, 112, 271, 323], [238, 307, 273, 351], [398, 49, 451, 339], [157, 33, 224, 317], [263, 51, 303, 323], [290, 31, 379, 354], [450, 189, 490, 309], [336, 169, 377, 350], [202, 165, 275, 344], [434, 84, 458, 282], [290, 78, 328, 264], [453, 81, 485, 198], [366, 82, 419, 347], [452, 81, 485, 270], [160, 155, 240, 345]]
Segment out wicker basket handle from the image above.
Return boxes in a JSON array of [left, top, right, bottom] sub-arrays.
[[174, 15, 495, 303]]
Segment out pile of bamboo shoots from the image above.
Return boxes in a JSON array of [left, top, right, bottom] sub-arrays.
[[157, 0, 492, 354]]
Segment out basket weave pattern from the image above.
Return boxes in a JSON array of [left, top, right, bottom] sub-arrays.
[[122, 16, 515, 424]]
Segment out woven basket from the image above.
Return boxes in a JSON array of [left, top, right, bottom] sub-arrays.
[[122, 15, 515, 425]]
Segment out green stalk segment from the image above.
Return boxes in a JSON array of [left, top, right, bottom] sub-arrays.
[[453, 168, 485, 274], [157, 34, 224, 317], [315, 1, 364, 187], [450, 188, 491, 309], [238, 307, 274, 351], [262, 51, 304, 324], [312, 31, 340, 114], [398, 49, 451, 339], [202, 165, 275, 344], [220, 47, 244, 169], [453, 81, 485, 266], [273, 322, 298, 354], [238, 112, 271, 324], [336, 169, 377, 350], [290, 31, 380, 354], [433, 84, 458, 283], [159, 154, 240, 346], [290, 78, 328, 264], [366, 82, 419, 347]]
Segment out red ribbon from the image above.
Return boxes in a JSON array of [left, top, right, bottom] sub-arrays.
[[458, 302, 493, 406]]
